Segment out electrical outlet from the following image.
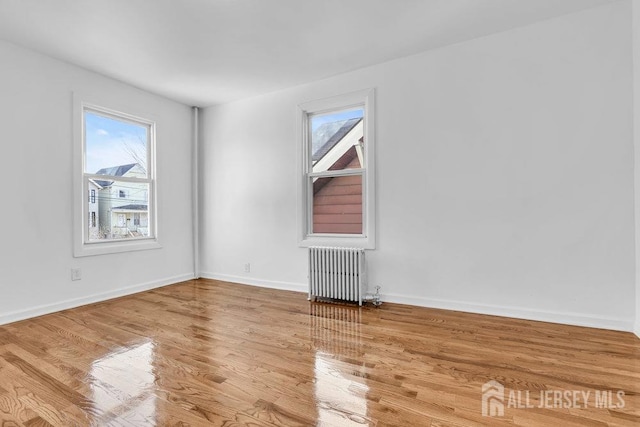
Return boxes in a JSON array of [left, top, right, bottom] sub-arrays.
[[71, 268, 82, 281], [244, 263, 251, 273]]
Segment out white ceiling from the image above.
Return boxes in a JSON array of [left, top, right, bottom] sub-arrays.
[[0, 0, 615, 107]]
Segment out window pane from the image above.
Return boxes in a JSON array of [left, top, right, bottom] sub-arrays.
[[87, 179, 151, 241], [85, 111, 148, 176], [312, 174, 362, 234], [310, 109, 364, 173]]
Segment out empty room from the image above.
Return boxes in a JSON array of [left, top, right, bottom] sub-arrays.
[[0, 0, 639, 425]]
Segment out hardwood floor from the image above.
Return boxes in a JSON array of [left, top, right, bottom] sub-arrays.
[[0, 279, 638, 426]]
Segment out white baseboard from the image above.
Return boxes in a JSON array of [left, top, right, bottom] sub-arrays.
[[199, 273, 633, 332], [0, 273, 195, 326], [199, 272, 307, 293], [382, 292, 634, 332], [15, 271, 629, 334], [634, 321, 640, 339]]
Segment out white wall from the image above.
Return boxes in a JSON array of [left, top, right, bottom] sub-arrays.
[[200, 1, 635, 331], [633, 0, 640, 339], [0, 41, 194, 324]]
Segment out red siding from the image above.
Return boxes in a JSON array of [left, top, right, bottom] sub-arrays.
[[313, 156, 362, 234]]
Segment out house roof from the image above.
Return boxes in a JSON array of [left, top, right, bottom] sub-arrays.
[[313, 146, 360, 195], [312, 118, 362, 163], [87, 179, 104, 190], [96, 163, 138, 177], [113, 204, 148, 211], [93, 180, 113, 188]]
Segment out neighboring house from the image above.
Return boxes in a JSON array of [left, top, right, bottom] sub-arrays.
[[95, 163, 149, 239], [87, 179, 102, 240], [312, 118, 364, 234]]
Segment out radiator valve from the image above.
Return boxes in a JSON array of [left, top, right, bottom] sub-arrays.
[[364, 286, 382, 307]]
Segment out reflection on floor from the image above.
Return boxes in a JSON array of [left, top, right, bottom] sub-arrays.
[[90, 341, 157, 424], [0, 279, 638, 426], [310, 303, 372, 425]]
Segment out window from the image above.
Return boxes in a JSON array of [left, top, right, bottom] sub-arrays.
[[73, 93, 159, 257], [298, 89, 375, 248]]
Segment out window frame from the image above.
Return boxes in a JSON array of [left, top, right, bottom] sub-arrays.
[[73, 93, 160, 257], [297, 88, 376, 249]]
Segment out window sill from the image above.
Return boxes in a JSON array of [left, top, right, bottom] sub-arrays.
[[74, 238, 161, 257], [299, 234, 375, 250]]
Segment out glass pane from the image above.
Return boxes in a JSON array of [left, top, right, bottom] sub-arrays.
[[310, 108, 364, 173], [312, 174, 362, 234], [85, 110, 149, 176], [87, 179, 151, 241]]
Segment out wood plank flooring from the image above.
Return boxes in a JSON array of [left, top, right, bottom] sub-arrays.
[[0, 279, 638, 426]]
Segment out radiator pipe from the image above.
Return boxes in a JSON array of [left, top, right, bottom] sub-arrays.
[[192, 106, 200, 279], [363, 286, 382, 307]]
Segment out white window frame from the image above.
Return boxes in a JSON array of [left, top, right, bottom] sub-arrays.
[[73, 93, 160, 257], [297, 88, 376, 249]]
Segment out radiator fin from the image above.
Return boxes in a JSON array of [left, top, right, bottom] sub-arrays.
[[308, 247, 365, 305]]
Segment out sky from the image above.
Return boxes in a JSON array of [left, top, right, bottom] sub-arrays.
[[85, 112, 148, 174], [310, 108, 363, 132], [310, 108, 363, 157], [84, 108, 361, 174]]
